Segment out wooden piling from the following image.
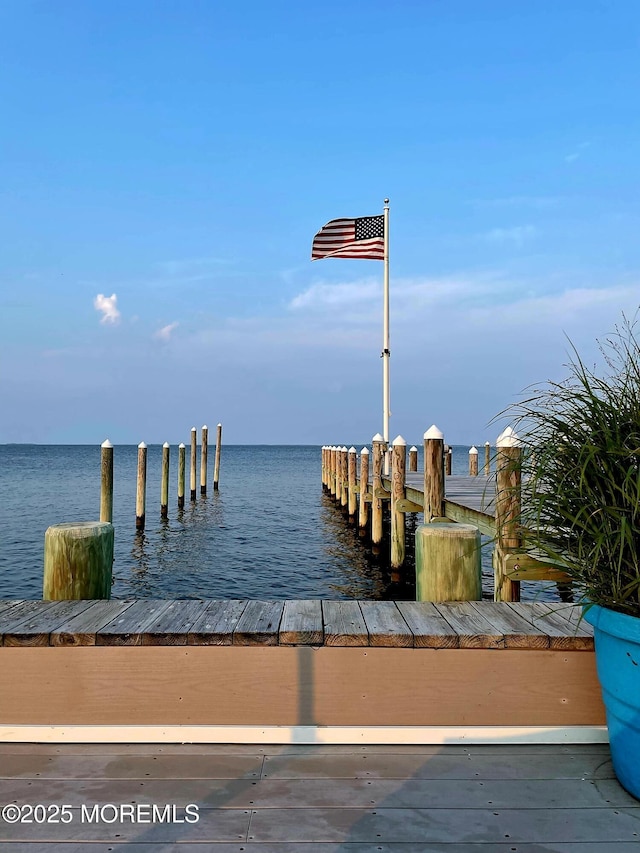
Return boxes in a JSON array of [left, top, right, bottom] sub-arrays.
[[190, 427, 197, 502], [135, 442, 147, 531], [469, 445, 478, 476], [334, 447, 342, 504], [340, 447, 349, 509], [43, 521, 114, 600], [445, 445, 452, 476], [358, 446, 369, 534], [371, 434, 386, 545], [200, 425, 208, 496], [178, 443, 185, 509], [494, 426, 522, 603], [423, 425, 444, 522], [484, 441, 491, 475], [213, 423, 222, 491], [161, 442, 170, 519], [348, 447, 357, 518], [390, 435, 407, 569], [415, 522, 481, 602], [409, 445, 418, 472], [100, 439, 113, 524]]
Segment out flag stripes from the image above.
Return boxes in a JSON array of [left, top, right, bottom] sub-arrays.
[[311, 215, 385, 260]]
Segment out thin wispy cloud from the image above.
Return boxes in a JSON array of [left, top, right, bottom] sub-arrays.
[[93, 293, 120, 324], [154, 321, 179, 341], [565, 141, 591, 163], [289, 279, 378, 311], [483, 225, 538, 247]]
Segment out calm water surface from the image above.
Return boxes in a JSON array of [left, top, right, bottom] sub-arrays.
[[0, 444, 562, 601]]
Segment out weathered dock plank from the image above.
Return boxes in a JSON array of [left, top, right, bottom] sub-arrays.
[[321, 601, 368, 646], [279, 600, 323, 645], [50, 600, 134, 646], [395, 600, 460, 648], [358, 601, 413, 647], [233, 600, 284, 645], [3, 600, 96, 647], [96, 600, 174, 646], [0, 601, 594, 650], [188, 599, 248, 645], [468, 600, 550, 649], [508, 602, 594, 651], [434, 601, 505, 649], [141, 600, 210, 645]]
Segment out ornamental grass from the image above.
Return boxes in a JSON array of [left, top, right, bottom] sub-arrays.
[[503, 313, 640, 617]]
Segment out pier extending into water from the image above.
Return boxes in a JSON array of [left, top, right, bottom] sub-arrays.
[[322, 428, 569, 602]]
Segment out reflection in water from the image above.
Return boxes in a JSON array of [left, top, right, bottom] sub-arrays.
[[320, 495, 416, 600]]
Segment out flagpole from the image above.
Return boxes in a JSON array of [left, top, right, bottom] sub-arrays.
[[383, 198, 390, 473]]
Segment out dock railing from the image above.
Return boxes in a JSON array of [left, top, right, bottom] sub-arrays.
[[322, 425, 571, 603]]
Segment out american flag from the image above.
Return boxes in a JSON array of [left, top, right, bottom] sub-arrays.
[[311, 215, 385, 261]]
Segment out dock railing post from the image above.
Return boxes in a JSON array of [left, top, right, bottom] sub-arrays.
[[423, 425, 444, 521], [348, 447, 357, 519], [100, 439, 113, 524], [190, 427, 197, 502], [213, 423, 222, 491], [371, 434, 386, 545], [469, 445, 478, 476], [335, 447, 342, 504], [391, 435, 407, 569], [161, 442, 170, 519], [484, 441, 491, 475], [409, 445, 418, 472], [329, 447, 336, 498], [358, 446, 369, 535], [135, 442, 147, 531], [200, 425, 208, 496], [340, 447, 349, 509], [494, 426, 522, 602], [178, 443, 185, 510], [445, 444, 452, 476]]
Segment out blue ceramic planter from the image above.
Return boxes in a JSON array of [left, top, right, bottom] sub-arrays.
[[583, 604, 640, 800]]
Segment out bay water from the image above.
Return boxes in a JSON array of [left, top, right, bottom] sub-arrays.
[[0, 444, 562, 602]]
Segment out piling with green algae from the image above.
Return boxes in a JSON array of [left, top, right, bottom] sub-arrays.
[[43, 522, 114, 600]]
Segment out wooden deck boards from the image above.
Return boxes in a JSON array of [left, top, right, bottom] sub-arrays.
[[0, 743, 636, 848], [0, 600, 594, 649]]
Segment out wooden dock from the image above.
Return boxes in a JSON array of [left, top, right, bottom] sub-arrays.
[[1, 741, 637, 848], [0, 599, 603, 737]]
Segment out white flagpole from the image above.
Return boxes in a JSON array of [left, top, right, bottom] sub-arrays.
[[383, 198, 390, 473]]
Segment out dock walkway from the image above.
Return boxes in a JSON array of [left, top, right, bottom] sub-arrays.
[[1, 741, 637, 848]]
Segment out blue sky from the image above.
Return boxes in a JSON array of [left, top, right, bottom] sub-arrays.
[[1, 1, 639, 444]]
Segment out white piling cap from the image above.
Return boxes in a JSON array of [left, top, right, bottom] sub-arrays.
[[485, 441, 490, 446], [360, 446, 369, 455], [191, 426, 196, 432], [163, 441, 170, 448], [217, 423, 222, 427], [138, 441, 147, 449], [410, 446, 418, 452], [496, 426, 521, 447], [101, 439, 112, 448], [372, 432, 384, 442], [179, 442, 185, 448], [392, 435, 406, 446], [342, 445, 348, 452], [469, 445, 478, 455], [424, 425, 444, 440], [202, 424, 208, 430], [349, 446, 356, 453]]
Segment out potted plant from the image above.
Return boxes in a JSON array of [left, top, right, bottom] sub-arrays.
[[504, 313, 640, 799]]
